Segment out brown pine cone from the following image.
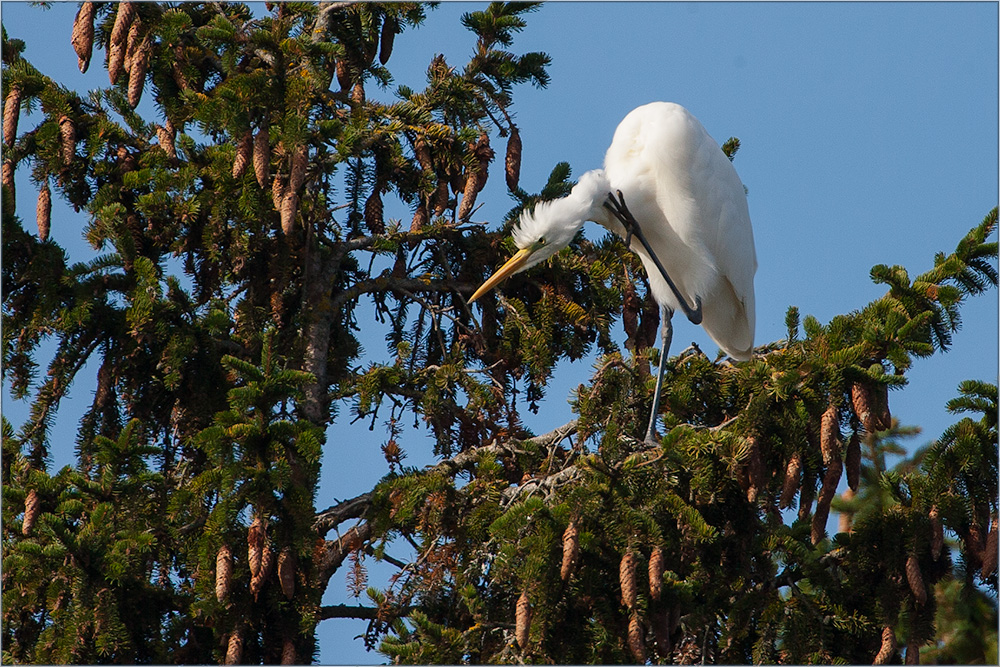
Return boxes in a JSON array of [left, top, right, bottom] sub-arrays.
[[2, 161, 15, 202], [232, 131, 252, 179], [225, 626, 244, 665], [127, 40, 150, 108], [3, 85, 20, 148], [108, 39, 126, 85], [280, 192, 298, 236], [906, 554, 927, 605], [410, 201, 428, 233], [71, 2, 96, 73], [873, 625, 896, 665], [278, 547, 295, 600], [811, 459, 842, 545], [505, 127, 522, 192], [58, 115, 76, 165], [648, 546, 664, 601], [379, 14, 397, 64], [846, 431, 861, 492], [779, 451, 803, 510], [215, 543, 233, 602], [254, 127, 270, 188], [156, 124, 176, 161], [820, 402, 841, 466], [36, 181, 51, 241], [561, 522, 579, 581], [288, 144, 308, 194], [248, 516, 266, 578], [620, 550, 638, 609], [515, 591, 530, 649], [628, 611, 646, 663], [111, 2, 137, 47], [22, 489, 40, 536]]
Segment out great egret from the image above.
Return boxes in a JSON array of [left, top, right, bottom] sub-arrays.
[[469, 102, 757, 442]]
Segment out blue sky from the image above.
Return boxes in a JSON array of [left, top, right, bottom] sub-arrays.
[[2, 2, 998, 664]]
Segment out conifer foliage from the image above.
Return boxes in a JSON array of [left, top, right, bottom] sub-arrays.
[[2, 3, 997, 664]]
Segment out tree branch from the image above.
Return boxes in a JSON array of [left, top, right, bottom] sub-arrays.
[[319, 603, 415, 621]]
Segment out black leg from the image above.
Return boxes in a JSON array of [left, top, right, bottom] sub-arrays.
[[646, 308, 673, 443], [603, 191, 703, 326]]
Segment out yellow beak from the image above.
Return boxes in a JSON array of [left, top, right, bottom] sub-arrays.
[[468, 246, 536, 303]]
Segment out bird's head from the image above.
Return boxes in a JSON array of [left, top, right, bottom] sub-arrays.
[[469, 170, 610, 302]]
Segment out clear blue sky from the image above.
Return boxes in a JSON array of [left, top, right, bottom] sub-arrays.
[[3, 2, 998, 664]]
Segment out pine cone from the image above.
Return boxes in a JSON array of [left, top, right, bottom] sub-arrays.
[[838, 488, 855, 535], [278, 546, 295, 600], [127, 40, 150, 108], [2, 85, 20, 148], [271, 173, 287, 210], [351, 82, 365, 105], [779, 451, 802, 509], [281, 192, 298, 236], [72, 2, 96, 73], [906, 554, 927, 605], [873, 625, 896, 665], [851, 382, 877, 433], [36, 181, 51, 242], [413, 137, 433, 172], [365, 186, 385, 234], [22, 489, 40, 536], [253, 127, 270, 188], [288, 144, 308, 195], [846, 431, 861, 492], [811, 459, 842, 545], [515, 591, 530, 649], [410, 201, 428, 233], [251, 544, 274, 599], [379, 14, 397, 64], [505, 127, 522, 192], [929, 505, 943, 560], [124, 17, 143, 74], [111, 1, 137, 47], [2, 161, 15, 202], [281, 637, 296, 665], [431, 179, 449, 216], [458, 173, 483, 221], [248, 516, 266, 578], [820, 402, 841, 466], [215, 543, 233, 602], [232, 131, 252, 179], [58, 115, 76, 165], [335, 59, 351, 92], [981, 517, 997, 578], [620, 550, 638, 609], [648, 546, 664, 601], [117, 146, 137, 172], [156, 124, 176, 161], [225, 626, 244, 665], [561, 522, 579, 581], [628, 611, 646, 663], [108, 39, 126, 85]]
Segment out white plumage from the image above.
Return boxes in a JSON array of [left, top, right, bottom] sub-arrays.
[[472, 101, 757, 361]]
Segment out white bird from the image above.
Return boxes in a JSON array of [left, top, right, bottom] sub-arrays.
[[469, 102, 757, 441]]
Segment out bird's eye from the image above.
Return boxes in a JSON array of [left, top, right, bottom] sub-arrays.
[[538, 237, 546, 245]]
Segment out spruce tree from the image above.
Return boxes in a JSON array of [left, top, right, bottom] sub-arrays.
[[2, 3, 997, 664]]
